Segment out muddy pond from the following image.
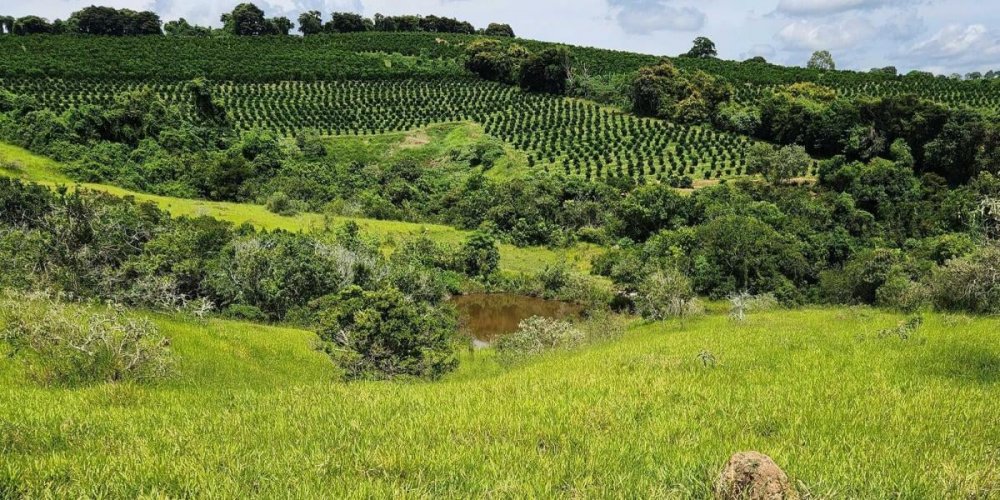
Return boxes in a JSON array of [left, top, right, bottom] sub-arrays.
[[449, 293, 583, 346]]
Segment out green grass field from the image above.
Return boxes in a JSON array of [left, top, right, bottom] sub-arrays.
[[2, 306, 998, 497], [0, 141, 600, 275]]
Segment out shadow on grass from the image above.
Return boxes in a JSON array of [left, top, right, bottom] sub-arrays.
[[931, 345, 1000, 385]]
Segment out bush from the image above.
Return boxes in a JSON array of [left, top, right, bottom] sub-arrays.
[[317, 286, 458, 380], [223, 303, 268, 322], [494, 312, 627, 364], [929, 245, 1000, 314], [451, 136, 505, 168], [494, 316, 585, 364], [876, 273, 930, 313], [265, 191, 304, 216], [0, 292, 174, 385], [635, 269, 703, 320], [728, 292, 778, 321], [461, 231, 500, 278]]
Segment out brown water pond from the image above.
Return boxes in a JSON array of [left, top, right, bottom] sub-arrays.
[[449, 293, 583, 346]]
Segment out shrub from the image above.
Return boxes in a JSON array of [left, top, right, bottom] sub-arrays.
[[451, 136, 505, 168], [461, 231, 500, 279], [876, 273, 930, 313], [0, 292, 173, 385], [494, 316, 585, 364], [317, 286, 458, 380], [728, 291, 778, 321], [223, 303, 268, 322], [635, 269, 703, 320], [929, 245, 1000, 314], [265, 191, 303, 216], [578, 310, 628, 343]]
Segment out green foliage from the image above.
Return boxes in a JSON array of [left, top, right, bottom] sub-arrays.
[[69, 6, 163, 36], [0, 292, 173, 385], [0, 35, 468, 81], [930, 245, 1000, 314], [494, 316, 585, 363], [681, 37, 717, 59], [518, 47, 571, 95], [461, 231, 500, 278], [635, 269, 703, 320], [164, 18, 212, 36], [464, 39, 528, 84], [483, 23, 515, 37], [206, 231, 375, 320], [317, 285, 458, 380], [807, 50, 836, 71], [220, 3, 291, 36], [746, 143, 810, 184], [265, 191, 303, 216], [631, 59, 732, 124]]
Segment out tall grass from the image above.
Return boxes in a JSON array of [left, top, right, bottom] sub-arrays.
[[2, 307, 998, 497]]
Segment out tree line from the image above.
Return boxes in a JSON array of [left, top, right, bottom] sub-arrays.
[[0, 4, 514, 38]]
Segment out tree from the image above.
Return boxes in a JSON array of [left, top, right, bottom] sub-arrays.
[[807, 50, 836, 71], [611, 183, 688, 241], [12, 16, 52, 35], [126, 11, 163, 35], [298, 11, 323, 35], [465, 39, 528, 84], [519, 47, 571, 94], [269, 16, 292, 35], [695, 215, 806, 296], [70, 6, 125, 35], [930, 245, 1000, 314], [924, 110, 988, 183], [871, 66, 898, 77], [747, 143, 811, 184], [221, 3, 268, 36], [317, 285, 458, 380], [682, 37, 717, 58], [631, 60, 731, 124], [328, 12, 369, 33], [164, 18, 211, 36], [0, 16, 14, 35], [483, 23, 515, 37], [461, 231, 500, 278]]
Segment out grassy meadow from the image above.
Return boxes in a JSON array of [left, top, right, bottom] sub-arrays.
[[2, 306, 999, 497], [0, 140, 601, 275]]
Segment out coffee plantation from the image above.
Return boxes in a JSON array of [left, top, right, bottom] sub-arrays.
[[0, 77, 760, 182]]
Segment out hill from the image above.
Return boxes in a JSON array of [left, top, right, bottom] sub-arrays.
[[2, 33, 997, 113], [2, 305, 998, 496], [0, 141, 602, 276]]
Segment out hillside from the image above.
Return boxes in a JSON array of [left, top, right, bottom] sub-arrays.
[[0, 141, 602, 275], [3, 306, 999, 496], [3, 33, 997, 112], [1, 6, 1000, 499]]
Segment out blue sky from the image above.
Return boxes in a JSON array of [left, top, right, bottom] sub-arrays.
[[5, 0, 999, 74]]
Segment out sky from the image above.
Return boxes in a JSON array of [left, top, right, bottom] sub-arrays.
[[4, 0, 999, 75]]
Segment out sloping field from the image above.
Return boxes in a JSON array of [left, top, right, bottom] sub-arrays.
[[2, 307, 998, 497]]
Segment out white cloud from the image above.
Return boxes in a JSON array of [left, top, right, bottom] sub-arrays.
[[902, 24, 1000, 71], [777, 16, 877, 50], [740, 44, 776, 60], [610, 0, 706, 34], [881, 8, 924, 41], [774, 0, 907, 16]]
